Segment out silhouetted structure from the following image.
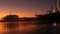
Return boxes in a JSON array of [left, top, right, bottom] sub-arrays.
[[35, 0, 59, 34], [3, 15, 20, 22]]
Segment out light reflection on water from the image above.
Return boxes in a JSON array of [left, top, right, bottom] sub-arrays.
[[0, 23, 6, 34], [0, 22, 47, 34]]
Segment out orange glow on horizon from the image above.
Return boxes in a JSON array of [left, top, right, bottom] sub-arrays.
[[0, 7, 47, 20]]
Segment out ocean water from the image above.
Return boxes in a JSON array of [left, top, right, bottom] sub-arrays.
[[0, 21, 56, 34]]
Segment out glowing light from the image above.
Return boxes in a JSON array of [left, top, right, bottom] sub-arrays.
[[53, 23, 56, 27]]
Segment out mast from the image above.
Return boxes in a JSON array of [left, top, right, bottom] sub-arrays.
[[10, 8, 11, 15], [10, 7, 12, 15], [55, 0, 58, 9], [10, 7, 13, 15], [55, 0, 59, 12]]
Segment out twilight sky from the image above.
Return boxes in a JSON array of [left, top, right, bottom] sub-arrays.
[[0, 0, 58, 19]]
